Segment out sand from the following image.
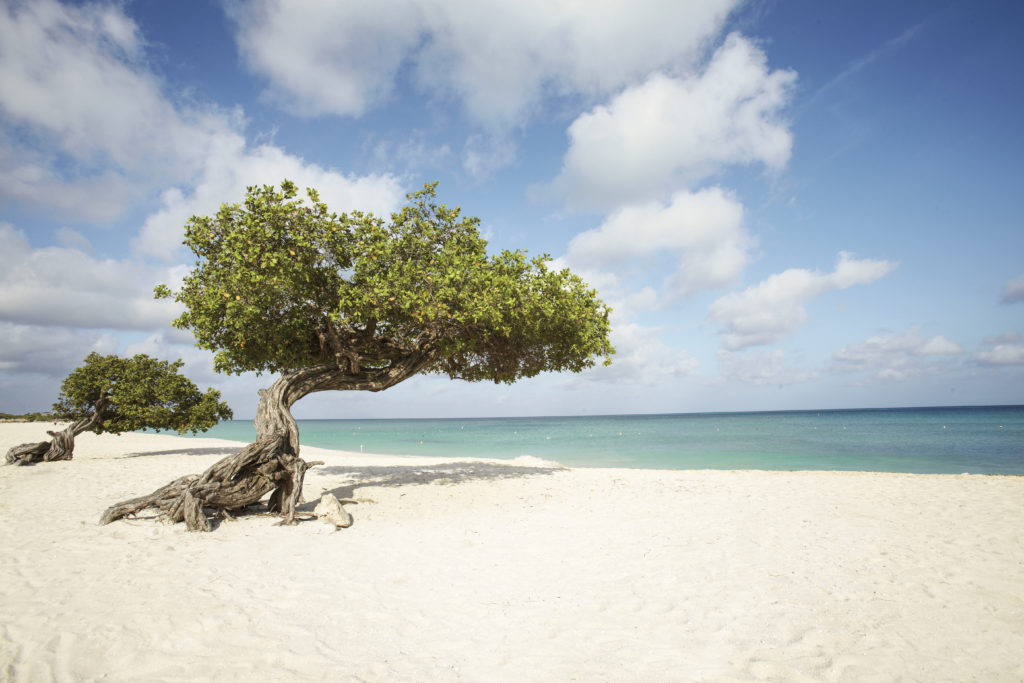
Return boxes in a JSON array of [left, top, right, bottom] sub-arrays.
[[1, 423, 1022, 682]]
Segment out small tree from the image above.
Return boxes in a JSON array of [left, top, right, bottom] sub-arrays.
[[102, 181, 613, 530], [5, 352, 232, 465]]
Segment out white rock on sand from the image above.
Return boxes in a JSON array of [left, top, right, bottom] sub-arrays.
[[1, 423, 1022, 681]]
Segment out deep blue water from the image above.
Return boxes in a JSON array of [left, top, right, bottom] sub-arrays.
[[184, 406, 1024, 474]]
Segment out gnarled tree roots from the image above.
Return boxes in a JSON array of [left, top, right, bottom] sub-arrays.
[[5, 424, 77, 466], [100, 435, 323, 531]]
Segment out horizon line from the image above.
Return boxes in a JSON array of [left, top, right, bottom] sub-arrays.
[[224, 403, 1024, 422]]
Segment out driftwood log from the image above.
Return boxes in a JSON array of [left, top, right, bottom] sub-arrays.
[[5, 413, 102, 466], [100, 359, 425, 531]]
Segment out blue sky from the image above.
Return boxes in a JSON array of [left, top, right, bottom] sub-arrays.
[[1, 0, 1022, 419]]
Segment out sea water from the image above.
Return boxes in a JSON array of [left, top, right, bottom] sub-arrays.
[[183, 405, 1024, 474]]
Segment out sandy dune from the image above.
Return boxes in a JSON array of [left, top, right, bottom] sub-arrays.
[[1, 423, 1022, 681]]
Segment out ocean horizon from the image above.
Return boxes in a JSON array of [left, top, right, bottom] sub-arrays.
[[181, 404, 1024, 475]]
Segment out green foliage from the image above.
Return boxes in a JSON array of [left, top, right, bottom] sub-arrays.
[[53, 352, 233, 434], [158, 181, 614, 383]]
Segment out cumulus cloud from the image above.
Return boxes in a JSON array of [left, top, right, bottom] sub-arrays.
[[227, 0, 422, 118], [717, 349, 815, 386], [1, 0, 405, 242], [226, 0, 737, 127], [0, 142, 137, 223], [973, 345, 1024, 366], [1002, 274, 1024, 304], [0, 322, 122, 412], [832, 326, 964, 381], [0, 223, 181, 330], [973, 331, 1024, 366], [547, 33, 796, 209], [575, 322, 698, 386], [0, 321, 118, 375], [708, 252, 897, 350], [566, 187, 749, 298], [0, 0, 241, 220]]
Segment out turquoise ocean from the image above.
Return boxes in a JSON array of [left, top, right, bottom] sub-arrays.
[[184, 405, 1024, 475]]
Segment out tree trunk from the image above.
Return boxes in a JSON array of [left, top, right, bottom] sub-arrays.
[[5, 418, 95, 466], [100, 355, 432, 531]]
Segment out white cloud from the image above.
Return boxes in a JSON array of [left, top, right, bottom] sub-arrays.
[[1002, 274, 1024, 304], [973, 345, 1024, 366], [973, 331, 1024, 366], [621, 287, 661, 316], [832, 326, 965, 381], [0, 223, 181, 330], [566, 187, 749, 297], [462, 134, 518, 179], [133, 141, 405, 260], [0, 321, 118, 376], [226, 0, 738, 128], [919, 336, 964, 355], [708, 252, 897, 350], [2, 0, 405, 249], [0, 322, 122, 412], [576, 322, 698, 386], [547, 33, 796, 209], [0, 141, 136, 222], [225, 0, 424, 118], [717, 349, 815, 386], [0, 0, 240, 220]]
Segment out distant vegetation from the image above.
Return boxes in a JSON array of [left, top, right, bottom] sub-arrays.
[[0, 412, 54, 422], [5, 352, 232, 466]]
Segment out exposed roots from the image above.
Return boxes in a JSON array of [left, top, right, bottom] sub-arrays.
[[5, 425, 76, 466], [5, 441, 50, 466], [100, 435, 323, 531]]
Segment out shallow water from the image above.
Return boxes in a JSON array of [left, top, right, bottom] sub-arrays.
[[179, 405, 1024, 474]]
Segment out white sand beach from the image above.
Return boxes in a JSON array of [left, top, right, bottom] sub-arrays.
[[1, 422, 1022, 682]]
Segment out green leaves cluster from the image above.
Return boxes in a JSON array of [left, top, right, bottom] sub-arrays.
[[159, 180, 614, 383], [53, 352, 233, 434]]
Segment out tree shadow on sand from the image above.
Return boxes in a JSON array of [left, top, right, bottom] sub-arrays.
[[116, 446, 243, 459], [107, 460, 563, 531], [298, 461, 565, 515]]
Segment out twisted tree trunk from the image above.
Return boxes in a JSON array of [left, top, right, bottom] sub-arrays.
[[5, 414, 101, 466], [101, 353, 433, 531]]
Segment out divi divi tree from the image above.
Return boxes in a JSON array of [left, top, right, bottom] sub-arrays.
[[6, 352, 231, 465], [102, 181, 614, 531]]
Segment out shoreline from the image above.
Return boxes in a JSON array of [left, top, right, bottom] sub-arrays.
[[2, 423, 1023, 681], [74, 421, 1024, 476], [172, 408, 1024, 475]]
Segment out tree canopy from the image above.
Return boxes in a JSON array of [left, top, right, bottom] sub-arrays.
[[7, 352, 231, 466], [102, 182, 612, 530], [54, 352, 232, 435], [156, 181, 614, 386]]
